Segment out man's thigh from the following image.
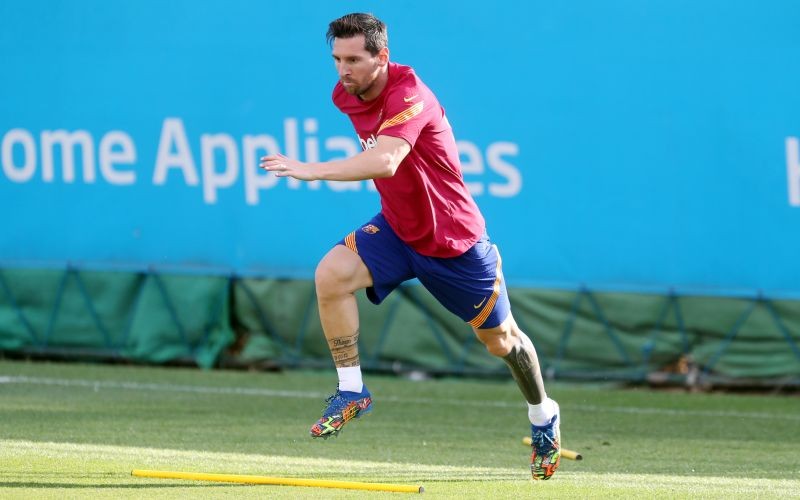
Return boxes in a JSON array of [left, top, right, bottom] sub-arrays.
[[337, 213, 415, 305], [414, 236, 511, 329]]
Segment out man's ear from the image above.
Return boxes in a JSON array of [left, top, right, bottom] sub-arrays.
[[377, 47, 390, 66]]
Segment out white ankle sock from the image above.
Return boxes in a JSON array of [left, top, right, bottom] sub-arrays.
[[528, 398, 556, 426], [336, 366, 363, 393]]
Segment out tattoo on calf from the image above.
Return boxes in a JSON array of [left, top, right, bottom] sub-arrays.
[[328, 331, 360, 367], [502, 343, 546, 404]]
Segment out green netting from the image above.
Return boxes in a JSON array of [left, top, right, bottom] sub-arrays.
[[231, 279, 499, 372], [0, 268, 233, 368], [1, 267, 799, 380], [232, 279, 800, 380]]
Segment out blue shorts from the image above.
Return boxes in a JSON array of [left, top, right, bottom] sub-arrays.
[[338, 213, 510, 329]]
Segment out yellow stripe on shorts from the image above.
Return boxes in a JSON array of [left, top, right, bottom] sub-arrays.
[[344, 231, 358, 254], [468, 245, 503, 328]]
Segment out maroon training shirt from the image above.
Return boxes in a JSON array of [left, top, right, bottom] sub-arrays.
[[332, 62, 485, 258]]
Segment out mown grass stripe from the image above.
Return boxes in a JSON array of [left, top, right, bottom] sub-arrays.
[[2, 375, 798, 422]]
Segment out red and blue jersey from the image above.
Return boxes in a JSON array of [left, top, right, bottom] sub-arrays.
[[333, 62, 485, 258]]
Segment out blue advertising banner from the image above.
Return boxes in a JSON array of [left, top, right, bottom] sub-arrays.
[[1, 1, 799, 297]]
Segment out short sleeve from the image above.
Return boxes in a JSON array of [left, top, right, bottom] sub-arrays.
[[376, 80, 432, 147]]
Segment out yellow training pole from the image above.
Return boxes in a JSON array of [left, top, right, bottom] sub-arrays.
[[521, 437, 583, 460], [132, 469, 424, 494]]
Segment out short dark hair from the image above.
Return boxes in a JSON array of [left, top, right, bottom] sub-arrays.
[[326, 13, 388, 56]]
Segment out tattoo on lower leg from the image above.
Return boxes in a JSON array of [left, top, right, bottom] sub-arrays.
[[328, 331, 360, 368], [502, 342, 546, 404]]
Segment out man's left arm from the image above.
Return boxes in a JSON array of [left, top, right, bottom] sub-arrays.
[[260, 135, 410, 181]]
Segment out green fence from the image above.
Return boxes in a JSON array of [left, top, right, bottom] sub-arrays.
[[1, 267, 799, 384], [0, 268, 232, 368]]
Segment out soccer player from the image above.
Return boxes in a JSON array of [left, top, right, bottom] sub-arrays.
[[260, 12, 561, 480]]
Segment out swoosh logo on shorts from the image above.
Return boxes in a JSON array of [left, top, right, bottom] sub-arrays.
[[473, 297, 487, 309]]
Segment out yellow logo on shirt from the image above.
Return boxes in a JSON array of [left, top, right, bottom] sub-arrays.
[[378, 101, 424, 133]]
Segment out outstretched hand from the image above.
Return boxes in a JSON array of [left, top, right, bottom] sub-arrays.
[[260, 154, 317, 180]]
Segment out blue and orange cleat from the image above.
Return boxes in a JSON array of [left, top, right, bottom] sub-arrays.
[[310, 386, 372, 439], [530, 400, 561, 480]]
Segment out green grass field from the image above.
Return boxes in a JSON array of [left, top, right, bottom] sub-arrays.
[[1, 359, 798, 499]]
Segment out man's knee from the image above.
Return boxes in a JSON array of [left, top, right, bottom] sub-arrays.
[[474, 317, 518, 357], [315, 258, 350, 299], [314, 245, 371, 300]]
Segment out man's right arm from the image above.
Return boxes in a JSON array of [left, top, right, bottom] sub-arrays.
[[260, 135, 410, 181]]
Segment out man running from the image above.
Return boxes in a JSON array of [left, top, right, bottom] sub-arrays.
[[260, 12, 561, 480]]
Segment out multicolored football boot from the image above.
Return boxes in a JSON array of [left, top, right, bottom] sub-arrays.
[[310, 385, 372, 439], [530, 400, 561, 480]]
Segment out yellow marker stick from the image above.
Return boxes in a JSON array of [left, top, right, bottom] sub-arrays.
[[521, 437, 583, 460], [131, 469, 424, 494]]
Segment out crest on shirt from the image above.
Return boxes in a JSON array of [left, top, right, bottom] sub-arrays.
[[361, 224, 380, 234]]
